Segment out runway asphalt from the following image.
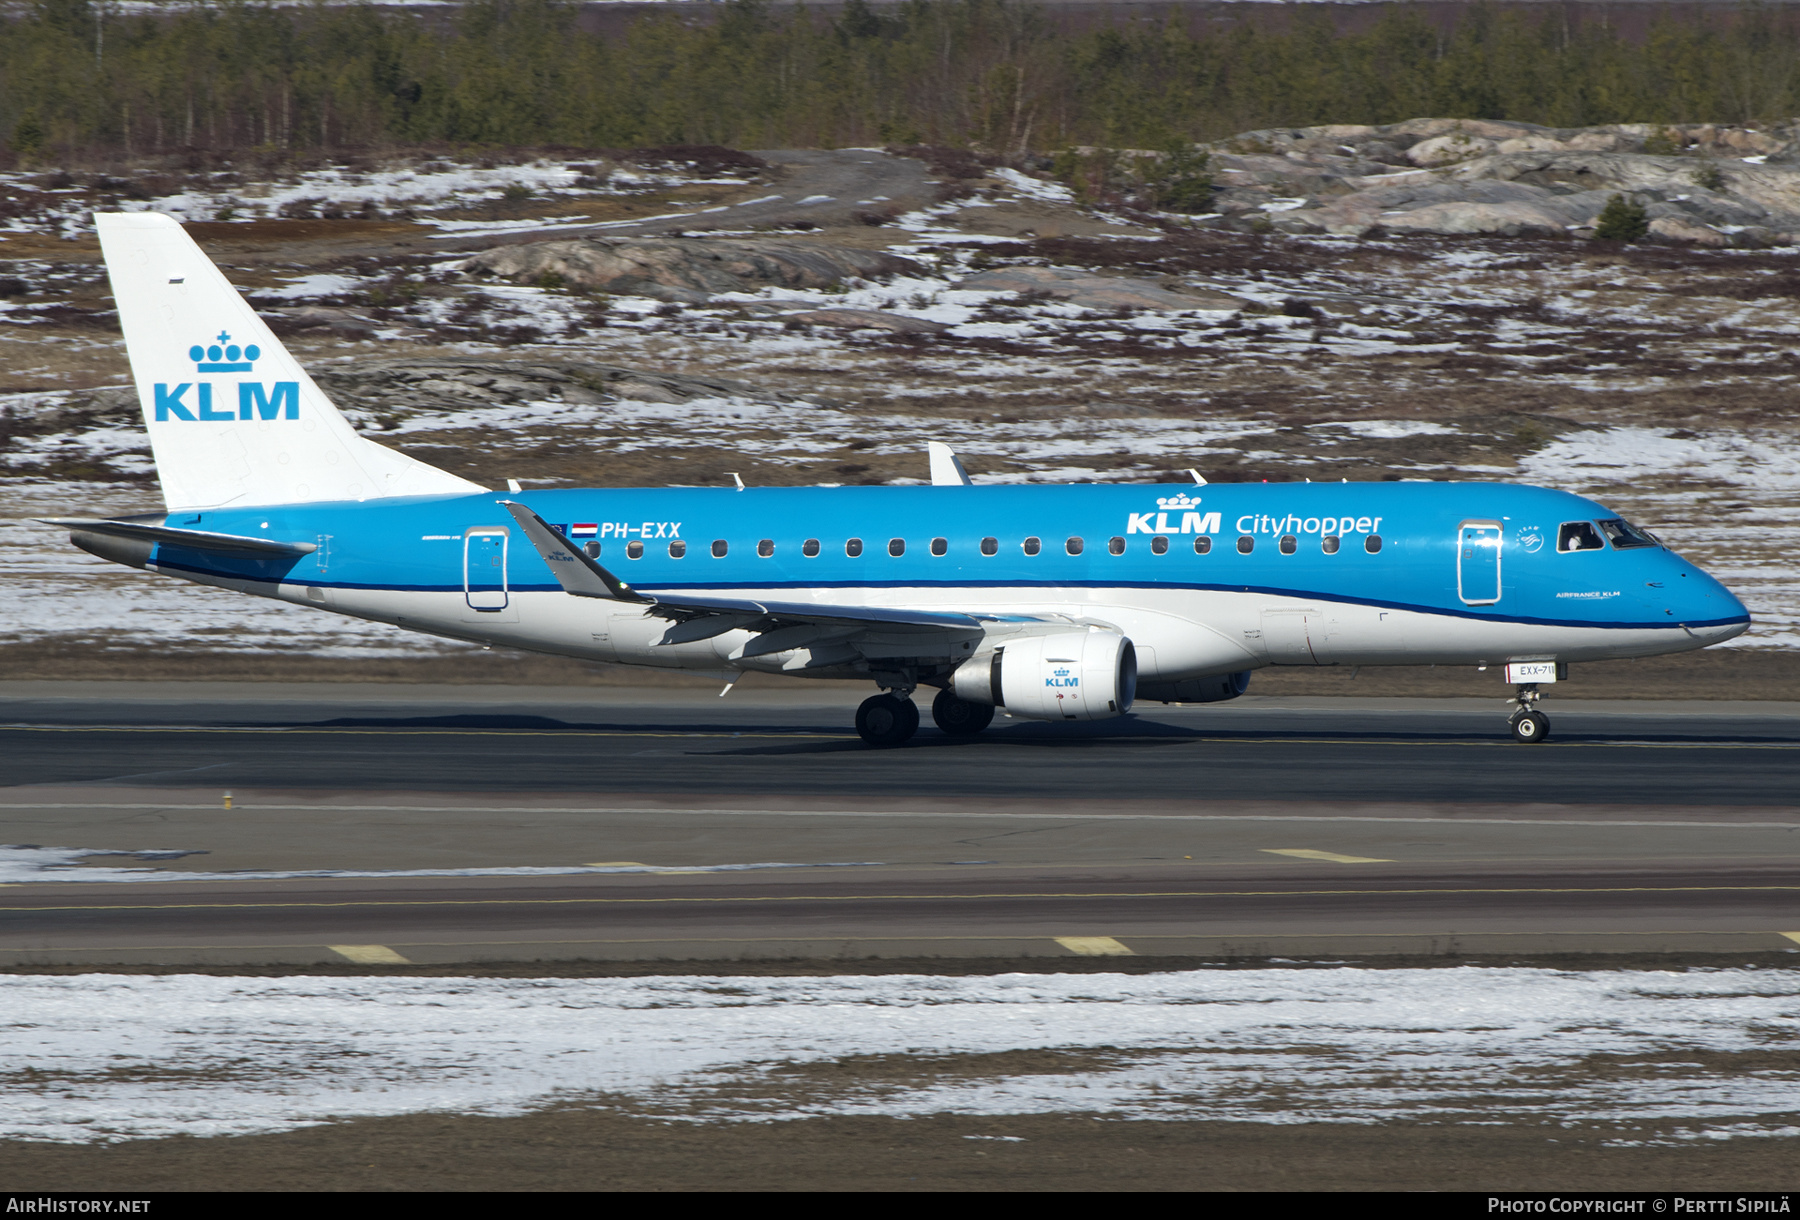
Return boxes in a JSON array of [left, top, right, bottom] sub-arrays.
[[5, 680, 1800, 802], [2, 682, 1798, 967]]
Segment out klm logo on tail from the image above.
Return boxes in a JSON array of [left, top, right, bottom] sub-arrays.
[[155, 332, 298, 422]]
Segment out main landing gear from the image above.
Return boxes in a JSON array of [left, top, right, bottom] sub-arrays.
[[931, 688, 995, 736], [855, 692, 919, 747], [854, 688, 997, 746], [1508, 683, 1550, 743]]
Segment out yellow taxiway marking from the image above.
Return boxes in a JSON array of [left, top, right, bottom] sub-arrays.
[[9, 883, 1800, 914], [4, 930, 1787, 956], [1055, 936, 1135, 957], [1262, 849, 1396, 864], [327, 944, 411, 964], [1780, 932, 1800, 947]]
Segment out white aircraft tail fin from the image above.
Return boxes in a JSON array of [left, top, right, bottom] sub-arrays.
[[95, 212, 485, 511]]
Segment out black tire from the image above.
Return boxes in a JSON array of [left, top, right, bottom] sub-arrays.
[[856, 694, 919, 746], [932, 689, 996, 736], [1510, 710, 1549, 743]]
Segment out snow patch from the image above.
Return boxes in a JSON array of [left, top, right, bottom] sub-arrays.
[[2, 968, 1795, 1144]]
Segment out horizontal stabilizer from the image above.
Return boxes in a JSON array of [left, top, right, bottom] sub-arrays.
[[42, 517, 317, 557]]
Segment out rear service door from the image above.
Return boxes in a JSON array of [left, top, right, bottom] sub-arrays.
[[464, 526, 510, 611], [1458, 521, 1501, 605]]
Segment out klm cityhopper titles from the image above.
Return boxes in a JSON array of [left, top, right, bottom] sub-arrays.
[[52, 212, 1751, 746]]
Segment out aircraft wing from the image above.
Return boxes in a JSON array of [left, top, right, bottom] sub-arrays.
[[502, 501, 997, 657]]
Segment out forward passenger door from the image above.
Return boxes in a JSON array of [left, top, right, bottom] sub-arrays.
[[1458, 522, 1502, 606]]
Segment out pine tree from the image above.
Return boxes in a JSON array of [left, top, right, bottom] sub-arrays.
[[10, 109, 45, 161], [1594, 194, 1650, 242]]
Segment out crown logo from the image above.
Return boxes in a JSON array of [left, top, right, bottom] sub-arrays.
[[189, 331, 260, 373], [1155, 493, 1200, 510], [1054, 667, 1070, 676]]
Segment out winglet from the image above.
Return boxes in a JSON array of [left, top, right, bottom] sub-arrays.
[[500, 501, 649, 603], [928, 442, 972, 486]]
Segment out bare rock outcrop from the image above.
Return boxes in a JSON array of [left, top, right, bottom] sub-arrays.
[[463, 237, 926, 302], [1205, 118, 1800, 244], [785, 308, 950, 333], [955, 266, 1242, 312]]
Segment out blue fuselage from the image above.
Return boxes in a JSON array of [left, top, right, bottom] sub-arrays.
[[148, 482, 1746, 649]]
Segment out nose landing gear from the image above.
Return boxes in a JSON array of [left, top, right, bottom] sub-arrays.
[[855, 692, 920, 746], [1508, 683, 1550, 743]]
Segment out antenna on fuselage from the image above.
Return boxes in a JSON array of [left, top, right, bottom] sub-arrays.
[[1186, 469, 1207, 486], [729, 473, 745, 491]]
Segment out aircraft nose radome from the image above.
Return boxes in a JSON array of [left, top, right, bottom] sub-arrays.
[[1685, 564, 1750, 635]]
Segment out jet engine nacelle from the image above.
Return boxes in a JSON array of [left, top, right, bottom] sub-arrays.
[[950, 630, 1137, 722]]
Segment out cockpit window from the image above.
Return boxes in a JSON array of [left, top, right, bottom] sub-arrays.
[[1597, 518, 1660, 549], [1558, 521, 1605, 553]]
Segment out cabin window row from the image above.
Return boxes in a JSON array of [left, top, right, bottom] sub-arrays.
[[581, 533, 1385, 560]]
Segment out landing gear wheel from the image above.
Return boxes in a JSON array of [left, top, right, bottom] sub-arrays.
[[931, 689, 995, 736], [1510, 710, 1550, 743], [856, 694, 919, 747]]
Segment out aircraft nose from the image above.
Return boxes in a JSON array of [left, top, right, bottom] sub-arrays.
[[1673, 562, 1750, 642]]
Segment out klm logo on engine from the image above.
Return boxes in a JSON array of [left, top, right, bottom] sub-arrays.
[[1046, 666, 1079, 689], [1127, 492, 1221, 535], [154, 332, 298, 422]]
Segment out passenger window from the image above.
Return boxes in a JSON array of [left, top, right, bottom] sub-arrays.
[[845, 538, 863, 557], [626, 540, 644, 559], [1279, 535, 1297, 555], [757, 539, 775, 558], [930, 537, 948, 557], [802, 538, 820, 557], [1597, 518, 1658, 549], [1558, 522, 1603, 552], [1108, 536, 1125, 555], [1066, 536, 1084, 556], [980, 537, 998, 556], [668, 540, 686, 558], [1151, 536, 1169, 555], [711, 539, 728, 558], [1322, 535, 1340, 554], [1237, 536, 1254, 554], [1022, 536, 1042, 556], [584, 541, 601, 559], [1194, 536, 1212, 555], [1365, 534, 1383, 554], [889, 538, 905, 557]]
